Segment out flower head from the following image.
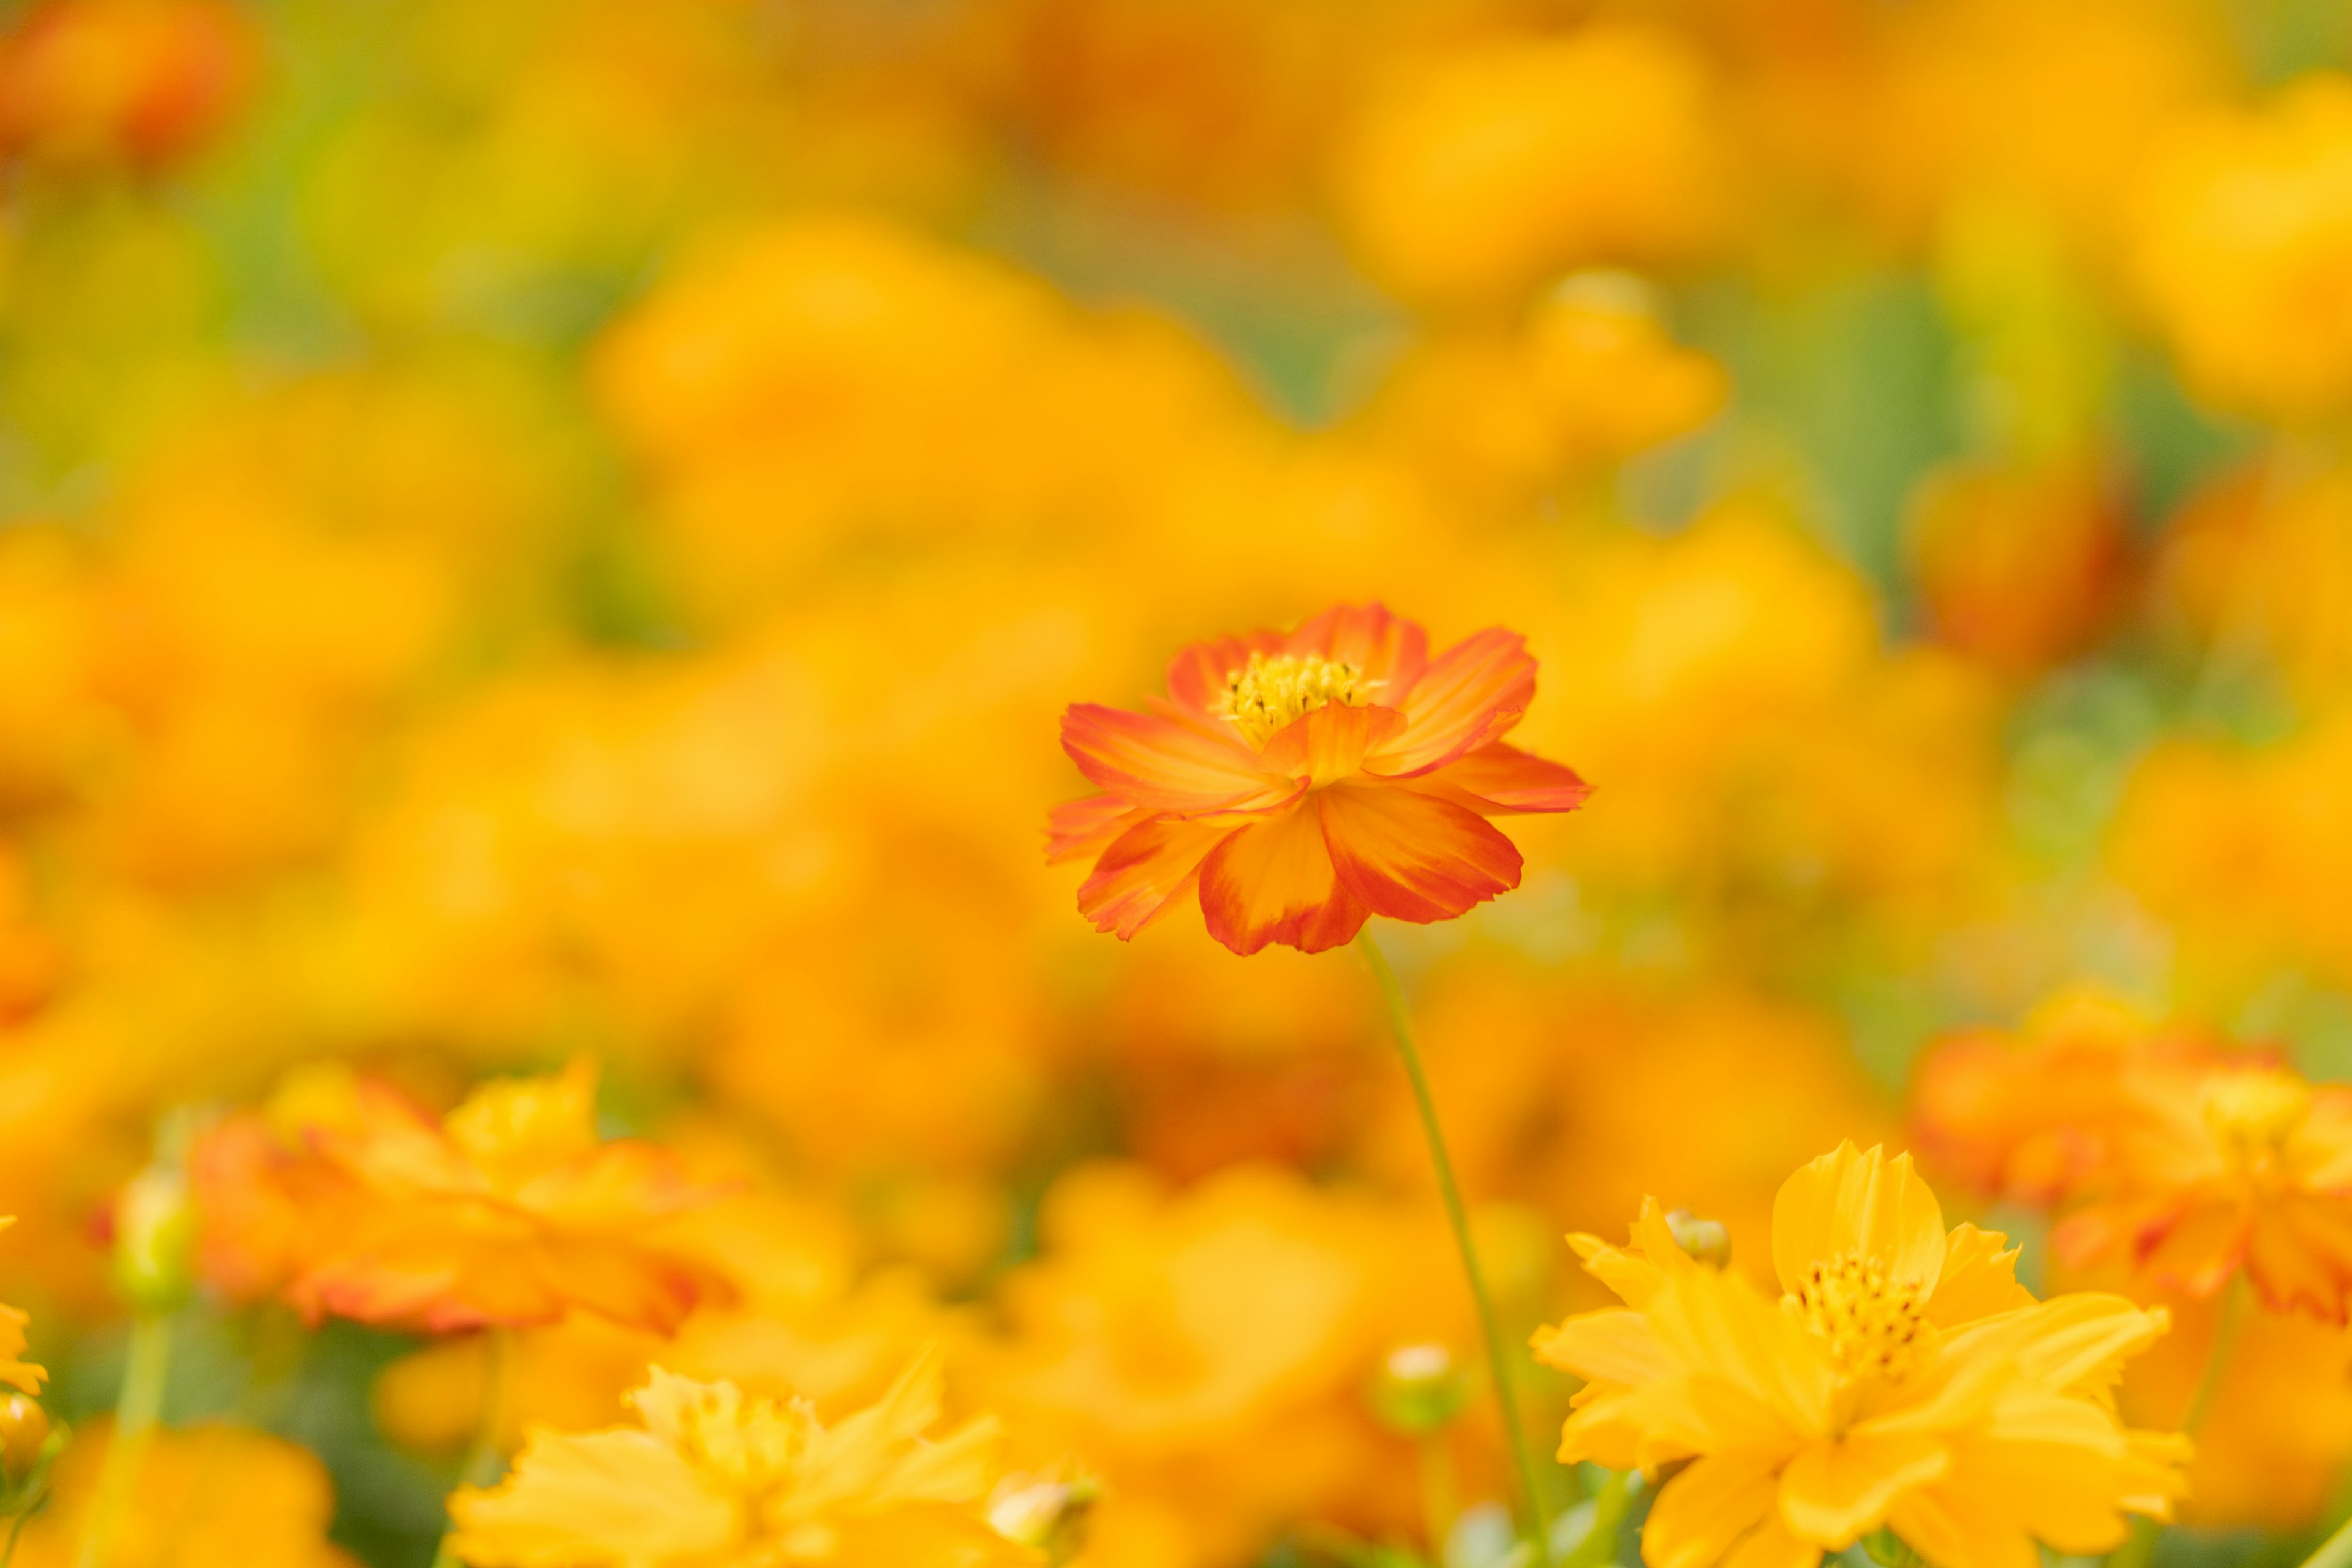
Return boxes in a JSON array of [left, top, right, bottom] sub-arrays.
[[1535, 1143, 2187, 1568], [0, 1219, 42, 1399], [1913, 999, 2352, 1319], [1051, 604, 1589, 955], [194, 1060, 728, 1336], [450, 1349, 1035, 1567]]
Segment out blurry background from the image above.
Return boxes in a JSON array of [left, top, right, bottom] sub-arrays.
[[2, 0, 2351, 1562]]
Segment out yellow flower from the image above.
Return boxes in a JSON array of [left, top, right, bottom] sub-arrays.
[[1534, 1144, 2187, 1568], [450, 1349, 1033, 1567], [0, 1218, 42, 1398]]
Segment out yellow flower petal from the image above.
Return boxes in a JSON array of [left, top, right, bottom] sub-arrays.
[[450, 1428, 739, 1566], [1772, 1144, 1945, 1298], [1778, 1431, 1948, 1547], [1923, 1225, 2034, 1329], [1643, 1452, 1781, 1568]]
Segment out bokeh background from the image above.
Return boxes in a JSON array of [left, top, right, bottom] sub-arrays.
[[3, 0, 2352, 1562]]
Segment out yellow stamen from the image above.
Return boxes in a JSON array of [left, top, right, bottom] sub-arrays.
[[2203, 1066, 2310, 1170], [1210, 652, 1371, 747], [1792, 1251, 1928, 1384]]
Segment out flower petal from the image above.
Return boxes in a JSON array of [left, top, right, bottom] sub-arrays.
[[1887, 1485, 2037, 1568], [1722, 1512, 1822, 1568], [1282, 603, 1429, 702], [1779, 1433, 1949, 1547], [1646, 1453, 1784, 1568], [1924, 1224, 2034, 1329], [1045, 794, 1142, 863], [1197, 803, 1368, 955], [1772, 1144, 1947, 1299], [1419, 742, 1593, 814], [1257, 703, 1403, 787], [1077, 814, 1234, 940], [1530, 1308, 1673, 1389], [1318, 782, 1520, 924], [1060, 703, 1297, 813], [451, 1427, 737, 1565], [1365, 627, 1536, 778]]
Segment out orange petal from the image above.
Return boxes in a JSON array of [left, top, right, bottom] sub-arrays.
[[1317, 782, 1520, 924], [1078, 814, 1235, 940], [1045, 794, 1140, 863], [1257, 703, 1403, 787], [2134, 1196, 2247, 1297], [1283, 603, 1428, 699], [1164, 628, 1292, 718], [1197, 803, 1368, 955], [1060, 703, 1297, 813], [1418, 742, 1593, 814], [1366, 627, 1535, 777]]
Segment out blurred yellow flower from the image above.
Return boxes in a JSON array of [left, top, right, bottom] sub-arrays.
[[10, 1420, 355, 1568], [1536, 1144, 2186, 1566], [450, 1351, 1032, 1567]]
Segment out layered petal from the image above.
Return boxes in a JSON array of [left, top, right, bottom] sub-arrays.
[[1060, 703, 1297, 813], [1773, 1144, 1947, 1298], [1924, 1225, 2035, 1329], [1420, 741, 1594, 815], [1645, 1452, 1782, 1568], [1257, 702, 1404, 788], [1366, 627, 1535, 778], [1077, 814, 1234, 939], [1197, 803, 1368, 955], [1282, 602, 1428, 701], [450, 1427, 738, 1564], [1779, 1432, 1948, 1547], [1318, 781, 1520, 923], [1044, 793, 1140, 862]]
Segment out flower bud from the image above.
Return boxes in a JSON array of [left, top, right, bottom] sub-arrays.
[[1368, 1340, 1470, 1435], [1665, 1209, 1730, 1268], [0, 1394, 47, 1490], [113, 1163, 197, 1313], [988, 1465, 1099, 1566]]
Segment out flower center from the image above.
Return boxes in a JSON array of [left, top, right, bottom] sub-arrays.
[[1793, 1250, 1928, 1384], [1210, 652, 1370, 747], [2203, 1067, 2310, 1170]]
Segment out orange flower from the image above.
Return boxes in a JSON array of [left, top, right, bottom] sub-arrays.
[[194, 1060, 726, 1335], [1050, 604, 1589, 955], [1913, 995, 2352, 1321]]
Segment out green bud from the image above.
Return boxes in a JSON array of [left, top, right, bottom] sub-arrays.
[[1665, 1210, 1730, 1269], [113, 1163, 197, 1313], [1367, 1341, 1471, 1436], [0, 1395, 45, 1490], [988, 1465, 1101, 1566]]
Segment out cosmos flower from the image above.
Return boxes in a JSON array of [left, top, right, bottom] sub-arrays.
[[1915, 1003, 2352, 1320], [449, 1350, 1032, 1567], [1534, 1144, 2187, 1568], [1050, 604, 1589, 955], [193, 1060, 725, 1336]]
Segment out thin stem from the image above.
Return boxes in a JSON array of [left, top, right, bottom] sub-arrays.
[[431, 1326, 515, 1568], [74, 1313, 172, 1568], [2180, 1274, 2248, 1438], [1357, 928, 1555, 1566], [1570, 1470, 1630, 1568]]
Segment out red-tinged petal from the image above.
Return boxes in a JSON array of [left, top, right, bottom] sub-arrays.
[[1419, 742, 1594, 815], [1319, 781, 1521, 924], [1045, 794, 1140, 863], [1366, 627, 1537, 778], [1257, 703, 1404, 787], [1198, 803, 1369, 955], [1079, 815, 1235, 940], [1283, 603, 1429, 703], [1165, 628, 1292, 717], [1060, 703, 1296, 813]]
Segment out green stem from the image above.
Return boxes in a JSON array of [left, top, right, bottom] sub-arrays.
[[1357, 928, 1556, 1567], [74, 1313, 172, 1568], [1571, 1471, 1630, 1568], [2180, 1275, 2248, 1439], [431, 1326, 515, 1568]]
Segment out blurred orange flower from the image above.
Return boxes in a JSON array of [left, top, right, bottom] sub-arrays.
[[450, 1351, 1030, 1567], [1536, 1144, 2186, 1567], [1914, 996, 2352, 1319], [0, 0, 257, 172], [195, 1060, 726, 1335], [1052, 604, 1589, 954]]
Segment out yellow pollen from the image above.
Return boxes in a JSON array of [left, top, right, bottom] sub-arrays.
[[1793, 1251, 1928, 1384], [1210, 652, 1371, 747], [2203, 1067, 2310, 1169]]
